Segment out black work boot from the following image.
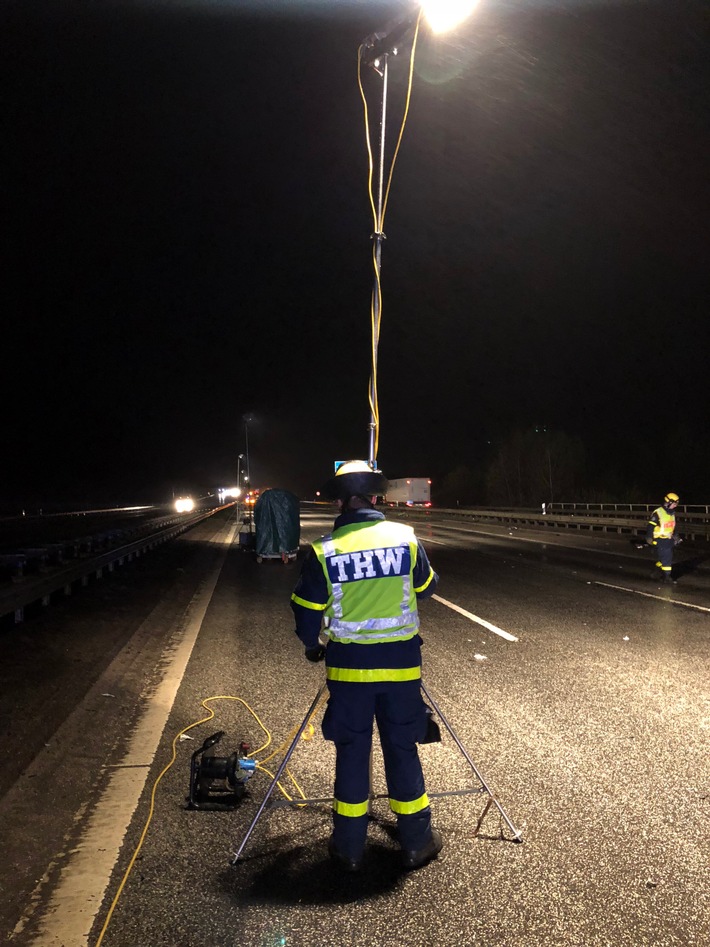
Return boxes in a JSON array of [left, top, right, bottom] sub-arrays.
[[401, 827, 443, 870], [328, 836, 363, 873]]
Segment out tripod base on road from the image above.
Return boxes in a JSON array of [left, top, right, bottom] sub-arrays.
[[230, 680, 522, 864]]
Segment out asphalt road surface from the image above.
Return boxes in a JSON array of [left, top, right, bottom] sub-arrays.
[[1, 504, 708, 947]]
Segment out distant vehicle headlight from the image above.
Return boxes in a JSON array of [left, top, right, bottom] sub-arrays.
[[175, 497, 195, 513]]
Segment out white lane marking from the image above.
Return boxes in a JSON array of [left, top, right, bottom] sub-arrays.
[[594, 581, 710, 613], [23, 522, 237, 946], [431, 523, 644, 558], [432, 594, 518, 642], [420, 537, 448, 545]]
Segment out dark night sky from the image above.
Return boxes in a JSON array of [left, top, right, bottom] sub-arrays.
[[2, 0, 708, 508]]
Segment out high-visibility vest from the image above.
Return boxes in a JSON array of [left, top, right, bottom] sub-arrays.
[[651, 507, 676, 540], [311, 520, 421, 644]]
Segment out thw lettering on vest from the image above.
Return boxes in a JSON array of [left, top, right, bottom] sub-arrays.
[[326, 545, 411, 583]]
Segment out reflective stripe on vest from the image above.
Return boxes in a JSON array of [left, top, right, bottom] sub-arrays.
[[652, 507, 676, 540], [313, 521, 420, 644], [326, 666, 421, 683]]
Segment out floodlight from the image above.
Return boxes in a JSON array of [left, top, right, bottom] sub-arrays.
[[420, 1, 478, 34]]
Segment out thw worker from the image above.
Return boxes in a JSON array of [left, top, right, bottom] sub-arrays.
[[290, 461, 441, 872], [646, 491, 681, 583]]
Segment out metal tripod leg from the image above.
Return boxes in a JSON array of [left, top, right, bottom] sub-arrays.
[[230, 682, 327, 864], [421, 682, 523, 842]]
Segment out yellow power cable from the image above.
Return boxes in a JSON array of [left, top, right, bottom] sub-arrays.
[[381, 14, 422, 231], [258, 693, 326, 768], [357, 13, 422, 463], [93, 693, 324, 947], [357, 43, 379, 235]]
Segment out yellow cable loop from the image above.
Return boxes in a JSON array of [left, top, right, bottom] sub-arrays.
[[357, 44, 379, 233], [93, 694, 319, 947], [359, 42, 385, 462], [359, 15, 422, 463], [258, 689, 327, 767], [254, 764, 305, 805], [381, 12, 422, 230], [258, 689, 328, 804], [369, 249, 382, 460]]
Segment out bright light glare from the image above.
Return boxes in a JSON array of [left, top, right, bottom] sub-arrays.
[[175, 497, 195, 513], [420, 0, 478, 34]]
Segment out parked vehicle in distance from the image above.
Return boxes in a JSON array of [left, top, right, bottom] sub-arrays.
[[385, 478, 432, 507]]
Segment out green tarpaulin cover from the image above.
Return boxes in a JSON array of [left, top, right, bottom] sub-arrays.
[[254, 489, 300, 557]]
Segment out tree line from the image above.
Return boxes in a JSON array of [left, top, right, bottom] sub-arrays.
[[434, 427, 652, 508]]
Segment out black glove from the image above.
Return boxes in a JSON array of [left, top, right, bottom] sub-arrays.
[[420, 705, 442, 744], [646, 538, 655, 546], [305, 646, 326, 663]]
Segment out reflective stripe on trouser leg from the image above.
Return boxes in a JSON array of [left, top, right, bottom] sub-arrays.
[[375, 681, 432, 851], [332, 798, 369, 859], [389, 792, 430, 816]]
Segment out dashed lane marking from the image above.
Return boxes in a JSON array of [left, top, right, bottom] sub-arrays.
[[594, 581, 710, 613], [432, 594, 519, 641]]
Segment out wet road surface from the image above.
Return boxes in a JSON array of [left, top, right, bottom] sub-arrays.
[[1, 505, 708, 946]]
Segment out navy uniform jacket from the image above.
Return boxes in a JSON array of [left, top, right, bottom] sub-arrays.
[[291, 508, 439, 673]]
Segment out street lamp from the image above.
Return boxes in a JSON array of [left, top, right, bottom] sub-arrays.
[[359, 2, 477, 468], [237, 453, 245, 492], [242, 412, 254, 485]]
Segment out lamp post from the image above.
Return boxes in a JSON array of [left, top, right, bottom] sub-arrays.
[[242, 412, 254, 486], [237, 453, 245, 493], [359, 2, 478, 468]]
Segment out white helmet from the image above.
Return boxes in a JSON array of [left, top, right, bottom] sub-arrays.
[[322, 460, 388, 501]]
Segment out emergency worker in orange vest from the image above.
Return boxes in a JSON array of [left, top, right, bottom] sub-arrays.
[[290, 461, 441, 872], [646, 492, 681, 583]]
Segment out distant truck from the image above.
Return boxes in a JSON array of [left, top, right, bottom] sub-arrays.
[[385, 478, 432, 507]]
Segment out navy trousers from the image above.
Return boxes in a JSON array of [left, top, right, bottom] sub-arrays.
[[322, 678, 432, 859], [655, 537, 674, 575]]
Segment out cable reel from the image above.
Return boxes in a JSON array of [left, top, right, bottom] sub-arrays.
[[187, 731, 256, 811]]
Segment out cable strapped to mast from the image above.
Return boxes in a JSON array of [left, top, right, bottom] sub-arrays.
[[357, 10, 422, 466]]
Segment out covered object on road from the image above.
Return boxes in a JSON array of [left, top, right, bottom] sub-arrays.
[[253, 489, 300, 562]]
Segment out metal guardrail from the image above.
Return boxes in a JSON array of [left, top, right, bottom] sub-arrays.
[[548, 502, 710, 516], [385, 504, 710, 542], [0, 509, 217, 623]]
